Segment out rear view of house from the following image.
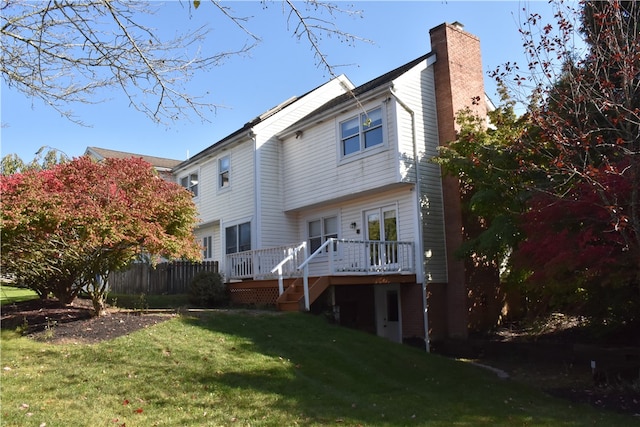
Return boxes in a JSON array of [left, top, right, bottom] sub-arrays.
[[172, 22, 490, 349]]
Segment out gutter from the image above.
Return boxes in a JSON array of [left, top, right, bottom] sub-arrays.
[[389, 86, 430, 353]]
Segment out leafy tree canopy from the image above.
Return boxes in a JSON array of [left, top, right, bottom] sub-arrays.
[[441, 0, 639, 322], [1, 156, 201, 314]]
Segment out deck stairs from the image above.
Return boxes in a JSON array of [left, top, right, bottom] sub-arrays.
[[276, 276, 330, 312]]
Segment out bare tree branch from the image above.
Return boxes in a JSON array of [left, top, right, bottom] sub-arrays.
[[1, 0, 368, 125]]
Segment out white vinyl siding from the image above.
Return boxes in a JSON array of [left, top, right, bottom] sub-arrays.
[[174, 58, 449, 283], [392, 63, 447, 283], [282, 100, 398, 212], [256, 77, 354, 249], [282, 60, 446, 283], [196, 142, 255, 226]]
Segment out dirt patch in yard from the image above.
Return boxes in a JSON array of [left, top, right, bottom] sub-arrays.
[[1, 297, 174, 344]]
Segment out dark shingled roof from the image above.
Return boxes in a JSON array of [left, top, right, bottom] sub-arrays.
[[172, 96, 303, 169], [291, 52, 433, 126], [85, 147, 181, 169], [175, 51, 434, 169]]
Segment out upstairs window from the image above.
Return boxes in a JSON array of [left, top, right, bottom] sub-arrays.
[[219, 156, 230, 188], [180, 172, 199, 197], [308, 216, 338, 253], [340, 107, 383, 157]]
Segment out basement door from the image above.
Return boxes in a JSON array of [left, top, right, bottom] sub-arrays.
[[374, 284, 402, 343]]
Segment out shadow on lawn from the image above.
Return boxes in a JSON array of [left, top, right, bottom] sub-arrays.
[[179, 312, 404, 424], [175, 311, 637, 426]]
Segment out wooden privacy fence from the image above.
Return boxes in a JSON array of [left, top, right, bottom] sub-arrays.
[[108, 261, 219, 295]]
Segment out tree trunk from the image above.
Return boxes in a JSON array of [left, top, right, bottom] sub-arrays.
[[91, 293, 108, 317]]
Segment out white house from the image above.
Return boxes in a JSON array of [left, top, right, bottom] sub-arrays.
[[172, 22, 491, 349]]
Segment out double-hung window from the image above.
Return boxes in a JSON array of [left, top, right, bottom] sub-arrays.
[[308, 216, 338, 253], [180, 172, 199, 197], [340, 107, 383, 157], [219, 156, 230, 188], [225, 222, 251, 254], [202, 236, 213, 260]]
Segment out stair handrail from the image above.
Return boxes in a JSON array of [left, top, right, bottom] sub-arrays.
[[270, 242, 307, 296], [296, 238, 337, 311]]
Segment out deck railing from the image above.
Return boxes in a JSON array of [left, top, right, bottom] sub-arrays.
[[330, 239, 415, 274], [227, 239, 414, 281], [226, 244, 307, 281], [227, 239, 414, 287]]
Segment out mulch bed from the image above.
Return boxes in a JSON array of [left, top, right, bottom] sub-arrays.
[[464, 319, 640, 417], [1, 297, 174, 344]]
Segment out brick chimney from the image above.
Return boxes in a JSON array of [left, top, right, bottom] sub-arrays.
[[429, 22, 487, 341]]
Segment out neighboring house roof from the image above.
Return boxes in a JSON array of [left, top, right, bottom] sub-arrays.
[[85, 146, 181, 171]]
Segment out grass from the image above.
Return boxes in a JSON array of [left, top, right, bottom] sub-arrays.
[[1, 312, 638, 427], [0, 285, 38, 305], [0, 287, 187, 309]]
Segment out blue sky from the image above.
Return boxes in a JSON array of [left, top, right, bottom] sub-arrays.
[[1, 1, 563, 163]]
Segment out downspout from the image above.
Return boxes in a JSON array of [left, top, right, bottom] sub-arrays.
[[389, 86, 430, 352], [250, 130, 259, 254]]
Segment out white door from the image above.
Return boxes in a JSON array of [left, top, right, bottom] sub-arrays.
[[365, 207, 398, 271], [375, 284, 402, 343]]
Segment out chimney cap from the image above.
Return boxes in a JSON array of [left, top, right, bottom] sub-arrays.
[[451, 21, 464, 30]]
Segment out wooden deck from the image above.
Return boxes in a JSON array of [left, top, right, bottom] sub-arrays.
[[227, 274, 417, 310]]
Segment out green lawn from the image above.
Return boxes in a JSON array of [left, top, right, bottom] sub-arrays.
[[1, 311, 636, 426], [0, 285, 38, 305]]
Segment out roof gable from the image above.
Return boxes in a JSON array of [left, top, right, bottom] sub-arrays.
[[287, 52, 433, 130]]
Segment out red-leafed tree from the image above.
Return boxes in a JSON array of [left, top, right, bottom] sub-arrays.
[[515, 164, 637, 319], [1, 156, 201, 315], [489, 0, 640, 321], [440, 1, 639, 324]]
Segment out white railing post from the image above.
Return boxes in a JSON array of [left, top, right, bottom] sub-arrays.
[[302, 242, 309, 311], [303, 263, 310, 311], [277, 266, 284, 295], [328, 238, 335, 274]]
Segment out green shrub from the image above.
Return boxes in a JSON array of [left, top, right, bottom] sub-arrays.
[[188, 271, 228, 307]]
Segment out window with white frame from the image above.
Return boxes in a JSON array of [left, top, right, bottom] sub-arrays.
[[308, 216, 338, 253], [219, 156, 230, 188], [225, 222, 251, 254], [202, 235, 213, 260], [180, 172, 199, 197], [340, 107, 383, 157]]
